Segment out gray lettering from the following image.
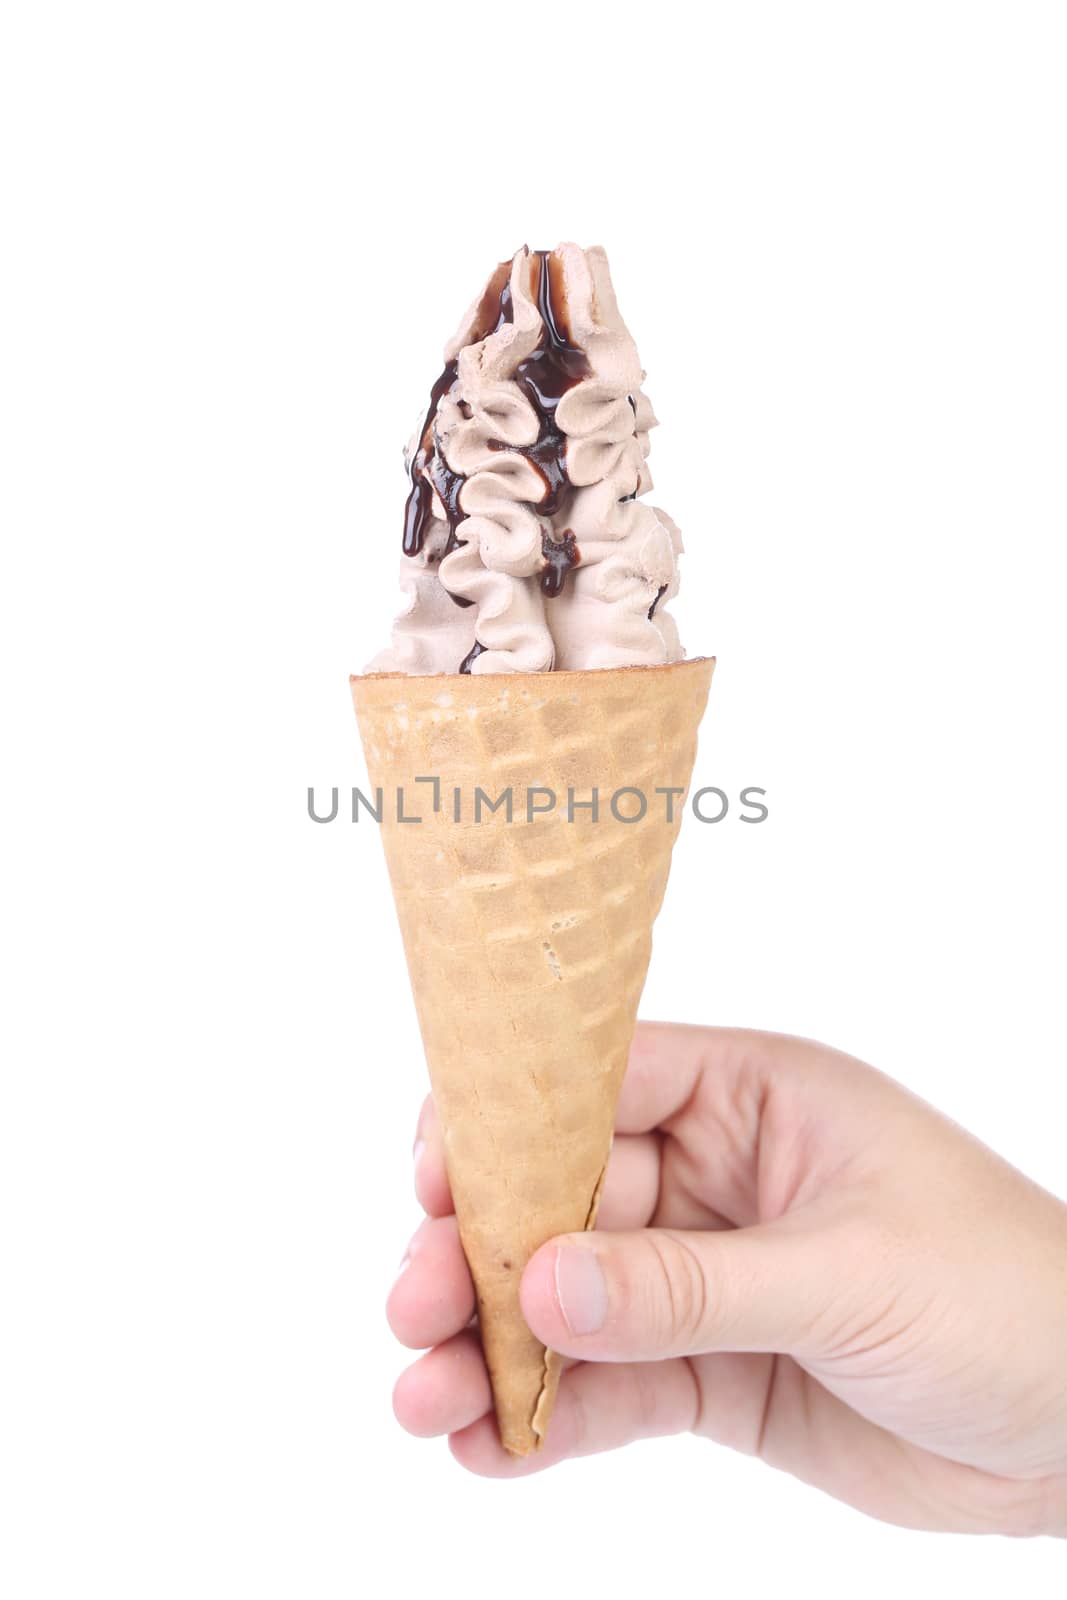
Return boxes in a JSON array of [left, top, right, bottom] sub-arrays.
[[691, 787, 729, 823], [567, 787, 599, 823], [396, 787, 421, 824], [526, 786, 557, 821], [474, 787, 514, 822], [610, 787, 648, 824], [350, 787, 382, 823], [415, 775, 441, 812], [308, 786, 339, 824], [739, 786, 769, 824], [655, 786, 685, 823]]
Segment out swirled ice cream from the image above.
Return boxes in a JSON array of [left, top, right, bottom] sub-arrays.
[[369, 244, 684, 675]]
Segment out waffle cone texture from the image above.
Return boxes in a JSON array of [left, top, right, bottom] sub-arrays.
[[351, 657, 714, 1454]]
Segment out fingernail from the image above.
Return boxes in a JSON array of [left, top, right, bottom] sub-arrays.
[[554, 1244, 608, 1336], [413, 1138, 426, 1170]]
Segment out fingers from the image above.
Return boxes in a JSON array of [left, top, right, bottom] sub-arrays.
[[412, 1096, 452, 1217], [520, 1216, 844, 1364], [414, 1024, 801, 1164], [416, 1024, 877, 1207], [448, 1358, 700, 1477], [395, 1337, 699, 1471], [591, 1131, 661, 1229], [392, 1330, 491, 1438], [386, 1215, 475, 1349], [399, 1331, 1067, 1536], [411, 1021, 833, 1229], [619, 1021, 882, 1137], [413, 1094, 663, 1231], [616, 1022, 769, 1134], [731, 1353, 1064, 1537]]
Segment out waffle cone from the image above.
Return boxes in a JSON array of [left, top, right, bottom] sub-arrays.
[[351, 657, 714, 1454]]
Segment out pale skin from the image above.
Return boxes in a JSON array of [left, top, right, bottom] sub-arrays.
[[388, 1024, 1067, 1537]]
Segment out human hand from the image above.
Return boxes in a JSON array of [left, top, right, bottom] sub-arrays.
[[388, 1024, 1067, 1536]]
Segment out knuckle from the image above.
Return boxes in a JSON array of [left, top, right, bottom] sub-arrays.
[[641, 1232, 712, 1350]]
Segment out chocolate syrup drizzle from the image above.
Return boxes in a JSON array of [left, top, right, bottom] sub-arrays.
[[499, 250, 591, 528], [401, 249, 645, 671], [458, 640, 485, 674], [401, 360, 459, 559], [540, 528, 580, 598], [619, 394, 639, 503], [402, 250, 591, 580], [401, 260, 515, 563]]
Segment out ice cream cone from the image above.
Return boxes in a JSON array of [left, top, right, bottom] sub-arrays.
[[351, 656, 714, 1454]]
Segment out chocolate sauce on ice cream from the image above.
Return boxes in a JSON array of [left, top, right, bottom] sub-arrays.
[[540, 528, 580, 597], [504, 250, 591, 529], [402, 361, 458, 558], [402, 251, 591, 585], [373, 242, 685, 676], [648, 583, 668, 620], [458, 640, 486, 674]]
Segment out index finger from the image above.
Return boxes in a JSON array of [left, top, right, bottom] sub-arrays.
[[616, 1022, 816, 1134], [618, 1021, 893, 1137]]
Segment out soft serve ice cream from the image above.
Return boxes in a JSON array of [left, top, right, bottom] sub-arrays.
[[370, 244, 685, 675]]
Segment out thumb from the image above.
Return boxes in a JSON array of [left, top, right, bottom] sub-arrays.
[[519, 1222, 845, 1363]]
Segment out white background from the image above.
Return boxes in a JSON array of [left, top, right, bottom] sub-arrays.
[[2, 1, 1065, 1595]]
